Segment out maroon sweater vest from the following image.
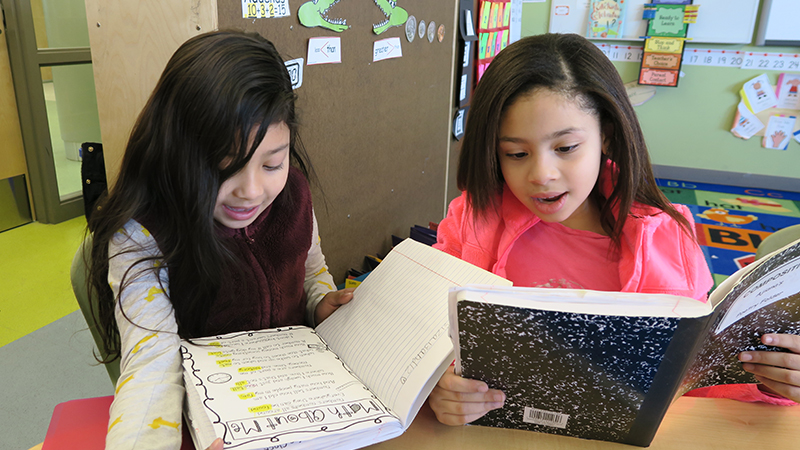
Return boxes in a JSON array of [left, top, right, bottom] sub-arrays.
[[208, 168, 313, 334], [141, 167, 313, 336]]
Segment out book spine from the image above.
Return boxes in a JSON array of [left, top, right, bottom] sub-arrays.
[[624, 314, 715, 447]]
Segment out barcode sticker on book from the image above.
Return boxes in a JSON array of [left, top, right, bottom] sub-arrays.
[[523, 407, 569, 429]]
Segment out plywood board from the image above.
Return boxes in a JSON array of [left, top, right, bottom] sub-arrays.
[[85, 0, 218, 185]]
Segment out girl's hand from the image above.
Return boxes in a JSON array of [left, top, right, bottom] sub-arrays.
[[740, 333, 800, 402], [206, 438, 223, 450], [314, 288, 355, 325], [429, 365, 505, 425]]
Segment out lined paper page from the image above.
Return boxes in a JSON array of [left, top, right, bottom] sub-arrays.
[[316, 239, 511, 426]]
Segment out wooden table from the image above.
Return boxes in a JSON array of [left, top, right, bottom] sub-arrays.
[[30, 397, 799, 450], [367, 397, 800, 450]]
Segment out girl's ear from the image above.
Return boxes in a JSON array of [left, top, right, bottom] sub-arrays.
[[601, 122, 614, 156]]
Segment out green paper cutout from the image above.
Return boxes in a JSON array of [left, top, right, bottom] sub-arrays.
[[373, 0, 409, 35], [647, 4, 688, 38], [297, 0, 408, 35], [298, 0, 350, 33]]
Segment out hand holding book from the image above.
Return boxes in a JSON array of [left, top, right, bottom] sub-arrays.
[[740, 333, 800, 402], [314, 287, 355, 325], [429, 365, 505, 425]]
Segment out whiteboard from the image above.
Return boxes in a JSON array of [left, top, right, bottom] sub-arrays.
[[549, 0, 760, 44], [756, 0, 800, 46]]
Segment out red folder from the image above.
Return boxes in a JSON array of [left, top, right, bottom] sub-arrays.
[[42, 396, 195, 449]]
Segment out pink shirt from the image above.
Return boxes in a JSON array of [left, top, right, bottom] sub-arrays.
[[505, 221, 622, 291]]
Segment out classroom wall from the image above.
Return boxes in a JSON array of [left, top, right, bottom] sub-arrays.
[[520, 1, 800, 188]]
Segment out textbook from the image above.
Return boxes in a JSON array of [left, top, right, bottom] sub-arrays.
[[181, 239, 510, 450], [449, 239, 800, 447]]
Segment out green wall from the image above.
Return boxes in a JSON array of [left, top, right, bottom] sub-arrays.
[[520, 1, 800, 185]]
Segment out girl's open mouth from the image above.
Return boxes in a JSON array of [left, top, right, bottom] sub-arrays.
[[536, 193, 566, 203]]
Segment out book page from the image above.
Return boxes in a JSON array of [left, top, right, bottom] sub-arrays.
[[316, 239, 511, 426], [181, 327, 402, 449]]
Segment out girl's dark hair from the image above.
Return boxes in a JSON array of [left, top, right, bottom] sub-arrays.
[[87, 30, 314, 362], [458, 33, 690, 245]]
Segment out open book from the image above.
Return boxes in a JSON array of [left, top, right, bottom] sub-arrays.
[[449, 238, 800, 447], [181, 239, 510, 450]]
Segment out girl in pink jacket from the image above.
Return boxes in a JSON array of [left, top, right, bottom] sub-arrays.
[[430, 33, 799, 425]]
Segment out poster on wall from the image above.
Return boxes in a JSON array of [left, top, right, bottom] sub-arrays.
[[586, 0, 627, 39]]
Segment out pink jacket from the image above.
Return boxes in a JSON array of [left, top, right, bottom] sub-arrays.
[[435, 178, 794, 406], [435, 186, 712, 300]]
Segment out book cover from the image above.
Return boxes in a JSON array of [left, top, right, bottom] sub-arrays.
[[452, 239, 800, 446], [456, 298, 710, 446]]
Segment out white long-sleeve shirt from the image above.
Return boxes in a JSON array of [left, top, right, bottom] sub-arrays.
[[105, 212, 336, 449]]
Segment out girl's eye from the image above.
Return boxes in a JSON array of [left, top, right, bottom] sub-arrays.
[[504, 152, 527, 159], [263, 163, 284, 171], [555, 145, 578, 154]]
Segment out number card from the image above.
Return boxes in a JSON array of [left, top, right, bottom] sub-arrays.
[[683, 49, 745, 68], [242, 0, 290, 19], [453, 107, 468, 140], [595, 43, 643, 63], [284, 58, 304, 90], [742, 52, 800, 72]]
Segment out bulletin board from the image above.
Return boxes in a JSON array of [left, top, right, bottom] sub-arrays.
[[218, 0, 458, 280], [549, 0, 760, 44]]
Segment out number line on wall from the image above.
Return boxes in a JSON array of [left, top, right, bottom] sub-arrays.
[[594, 43, 800, 71]]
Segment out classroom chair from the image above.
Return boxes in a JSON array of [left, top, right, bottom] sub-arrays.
[[755, 224, 800, 260], [71, 235, 121, 385]]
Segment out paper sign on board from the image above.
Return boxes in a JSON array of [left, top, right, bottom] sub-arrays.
[[307, 37, 342, 65], [373, 37, 402, 62], [644, 37, 684, 54]]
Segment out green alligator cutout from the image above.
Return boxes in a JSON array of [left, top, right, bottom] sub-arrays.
[[298, 0, 350, 32], [373, 0, 409, 35], [297, 0, 409, 35]]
